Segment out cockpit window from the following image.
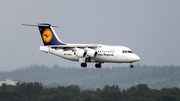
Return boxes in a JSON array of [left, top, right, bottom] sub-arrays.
[[128, 51, 133, 53], [122, 50, 133, 53], [122, 50, 126, 53]]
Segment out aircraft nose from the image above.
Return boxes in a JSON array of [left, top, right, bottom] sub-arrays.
[[127, 54, 140, 62], [134, 54, 140, 61]]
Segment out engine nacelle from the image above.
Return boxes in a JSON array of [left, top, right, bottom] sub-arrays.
[[74, 49, 87, 58], [87, 50, 97, 57]]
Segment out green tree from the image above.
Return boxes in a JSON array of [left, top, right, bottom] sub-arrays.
[[17, 82, 43, 99], [101, 85, 121, 101], [159, 94, 177, 101]]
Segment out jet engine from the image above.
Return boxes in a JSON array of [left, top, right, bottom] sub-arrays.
[[74, 48, 87, 58], [87, 50, 97, 57]]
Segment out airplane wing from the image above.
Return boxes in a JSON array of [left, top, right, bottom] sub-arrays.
[[49, 44, 99, 49]]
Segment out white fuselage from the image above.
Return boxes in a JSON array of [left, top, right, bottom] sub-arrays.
[[40, 44, 140, 63]]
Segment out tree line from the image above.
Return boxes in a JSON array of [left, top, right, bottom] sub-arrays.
[[0, 64, 180, 89], [0, 82, 179, 101]]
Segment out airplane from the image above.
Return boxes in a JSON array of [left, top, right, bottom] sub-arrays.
[[23, 23, 140, 68]]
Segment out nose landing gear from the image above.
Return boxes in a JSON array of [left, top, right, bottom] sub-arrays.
[[129, 63, 134, 68]]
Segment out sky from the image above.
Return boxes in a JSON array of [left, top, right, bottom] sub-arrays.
[[0, 0, 180, 71]]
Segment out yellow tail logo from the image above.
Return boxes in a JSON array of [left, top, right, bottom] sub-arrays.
[[42, 29, 52, 43]]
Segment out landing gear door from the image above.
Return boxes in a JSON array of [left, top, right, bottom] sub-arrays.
[[79, 58, 86, 63]]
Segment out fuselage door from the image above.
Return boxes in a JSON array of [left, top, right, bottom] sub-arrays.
[[114, 49, 120, 57]]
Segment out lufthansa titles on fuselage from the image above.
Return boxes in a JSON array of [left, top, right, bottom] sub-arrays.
[[98, 53, 114, 57]]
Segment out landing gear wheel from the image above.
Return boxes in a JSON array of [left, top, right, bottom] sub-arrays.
[[129, 65, 134, 68], [95, 63, 101, 68], [81, 63, 87, 67]]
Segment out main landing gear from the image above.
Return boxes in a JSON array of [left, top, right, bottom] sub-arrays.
[[129, 63, 134, 68], [95, 63, 101, 68], [81, 63, 102, 68], [81, 63, 87, 67]]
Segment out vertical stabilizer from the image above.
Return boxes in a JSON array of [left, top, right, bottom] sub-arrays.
[[37, 23, 66, 46], [23, 23, 66, 46]]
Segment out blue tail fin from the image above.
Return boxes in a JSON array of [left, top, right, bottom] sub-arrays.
[[37, 23, 66, 46]]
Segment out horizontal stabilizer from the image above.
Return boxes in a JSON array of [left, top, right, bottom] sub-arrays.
[[22, 23, 59, 27]]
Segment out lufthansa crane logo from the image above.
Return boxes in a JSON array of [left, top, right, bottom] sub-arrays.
[[42, 29, 52, 43]]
